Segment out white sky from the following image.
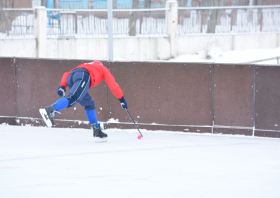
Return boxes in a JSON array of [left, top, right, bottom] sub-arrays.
[[1, 125, 280, 198]]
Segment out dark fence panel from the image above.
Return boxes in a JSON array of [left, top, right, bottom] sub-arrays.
[[254, 131, 280, 138], [213, 64, 254, 135], [255, 66, 280, 137], [214, 128, 253, 136], [2, 57, 280, 138], [13, 58, 108, 128], [0, 58, 16, 120], [106, 62, 213, 132]]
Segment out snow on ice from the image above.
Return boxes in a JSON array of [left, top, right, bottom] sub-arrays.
[[1, 125, 280, 198]]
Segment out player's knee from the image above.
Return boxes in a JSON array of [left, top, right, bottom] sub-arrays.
[[84, 104, 95, 111], [66, 95, 77, 107]]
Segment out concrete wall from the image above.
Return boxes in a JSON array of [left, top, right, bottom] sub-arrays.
[[178, 33, 280, 55], [178, 34, 233, 54], [0, 38, 37, 58], [46, 37, 170, 60], [233, 33, 280, 50], [1, 33, 279, 60]]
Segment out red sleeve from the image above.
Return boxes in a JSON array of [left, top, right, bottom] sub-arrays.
[[102, 67, 123, 99], [60, 72, 71, 88]]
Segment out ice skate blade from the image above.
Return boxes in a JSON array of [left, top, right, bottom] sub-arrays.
[[94, 137, 108, 143], [39, 108, 53, 128]]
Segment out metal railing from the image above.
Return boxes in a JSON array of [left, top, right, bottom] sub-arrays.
[[0, 8, 34, 38], [47, 8, 167, 38], [178, 5, 280, 35], [2, 5, 280, 38], [243, 56, 280, 64], [58, 1, 167, 9]]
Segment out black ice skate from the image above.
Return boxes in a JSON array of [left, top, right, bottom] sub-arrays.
[[92, 125, 108, 143], [39, 106, 61, 128]]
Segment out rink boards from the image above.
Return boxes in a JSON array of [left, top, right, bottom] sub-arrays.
[[1, 57, 280, 138]]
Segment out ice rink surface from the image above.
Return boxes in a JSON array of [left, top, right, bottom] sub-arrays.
[[1, 125, 280, 198]]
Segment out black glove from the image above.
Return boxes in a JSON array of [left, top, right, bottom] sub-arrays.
[[119, 96, 127, 109], [57, 86, 66, 97]]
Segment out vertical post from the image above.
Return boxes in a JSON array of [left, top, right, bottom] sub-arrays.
[[249, 0, 253, 6], [259, 9, 263, 32], [248, 0, 253, 31], [75, 13, 77, 34], [108, 0, 113, 61], [166, 1, 178, 59], [34, 6, 47, 58], [201, 11, 203, 33], [6, 17, 9, 37], [212, 64, 215, 134], [253, 65, 256, 137]]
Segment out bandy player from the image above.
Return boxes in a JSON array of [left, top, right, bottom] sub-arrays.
[[40, 61, 127, 142]]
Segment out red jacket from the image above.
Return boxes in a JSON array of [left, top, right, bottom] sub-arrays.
[[60, 61, 123, 99]]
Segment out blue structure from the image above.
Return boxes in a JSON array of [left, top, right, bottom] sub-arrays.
[[93, 0, 107, 8], [46, 0, 167, 9], [47, 0, 54, 8], [59, 0, 89, 9], [94, 0, 167, 9], [46, 0, 89, 9]]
